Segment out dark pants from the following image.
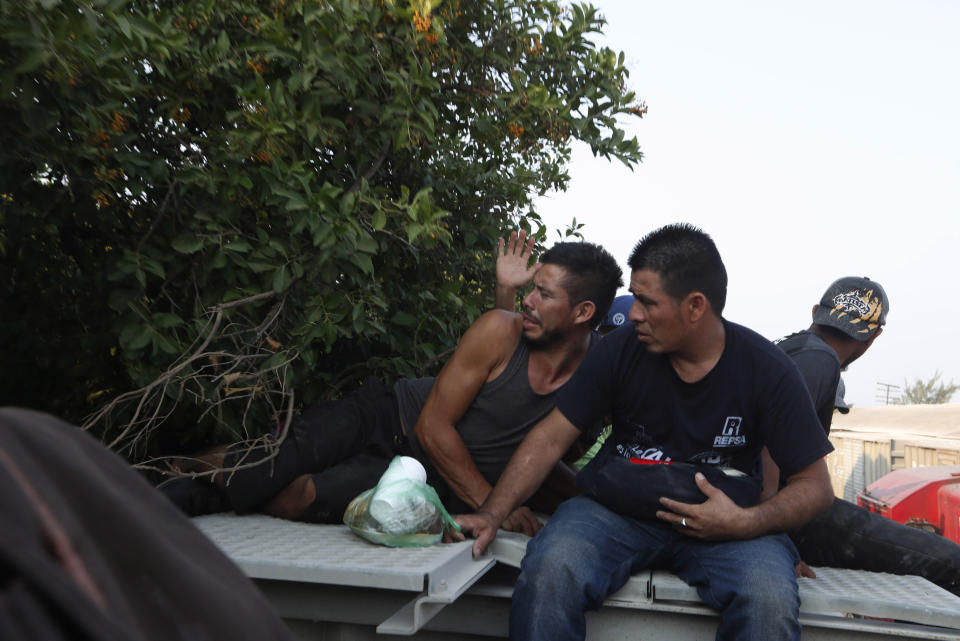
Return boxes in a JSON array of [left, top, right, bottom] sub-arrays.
[[789, 497, 960, 595], [222, 378, 420, 523]]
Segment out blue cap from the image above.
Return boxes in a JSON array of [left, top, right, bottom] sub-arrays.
[[601, 295, 633, 330]]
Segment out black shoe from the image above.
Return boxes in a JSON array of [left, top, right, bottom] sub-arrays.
[[158, 477, 232, 516]]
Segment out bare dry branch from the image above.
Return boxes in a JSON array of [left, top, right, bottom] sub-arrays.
[[83, 290, 288, 462], [138, 387, 296, 485]]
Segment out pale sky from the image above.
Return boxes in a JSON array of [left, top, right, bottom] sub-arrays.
[[536, 0, 960, 407]]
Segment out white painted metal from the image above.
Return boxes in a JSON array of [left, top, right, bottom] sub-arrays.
[[194, 513, 960, 640], [375, 542, 494, 635], [193, 513, 495, 634], [649, 568, 960, 630]]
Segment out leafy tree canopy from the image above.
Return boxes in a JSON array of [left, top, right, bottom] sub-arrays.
[[898, 371, 959, 405], [0, 0, 644, 460]]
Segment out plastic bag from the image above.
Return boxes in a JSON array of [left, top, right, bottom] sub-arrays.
[[343, 456, 461, 547]]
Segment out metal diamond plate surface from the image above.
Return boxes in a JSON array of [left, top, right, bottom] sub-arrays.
[[798, 567, 960, 629], [652, 567, 960, 630], [193, 513, 480, 591], [195, 513, 960, 633]]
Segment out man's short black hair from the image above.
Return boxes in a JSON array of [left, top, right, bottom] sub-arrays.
[[627, 223, 727, 314], [541, 241, 623, 330]]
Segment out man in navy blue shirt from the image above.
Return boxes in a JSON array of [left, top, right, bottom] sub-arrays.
[[456, 224, 835, 641]]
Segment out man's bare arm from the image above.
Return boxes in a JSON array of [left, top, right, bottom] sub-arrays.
[[413, 310, 519, 509], [657, 457, 834, 541], [455, 408, 582, 556], [495, 229, 540, 310]]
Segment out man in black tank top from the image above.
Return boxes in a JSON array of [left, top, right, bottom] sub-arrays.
[[162, 231, 622, 533]]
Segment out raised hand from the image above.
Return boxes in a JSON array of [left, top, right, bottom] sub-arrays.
[[495, 229, 542, 311], [497, 229, 541, 290]]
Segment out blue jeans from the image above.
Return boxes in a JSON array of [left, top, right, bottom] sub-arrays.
[[511, 496, 801, 641]]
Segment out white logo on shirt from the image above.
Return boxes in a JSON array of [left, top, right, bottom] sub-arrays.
[[713, 416, 746, 447], [616, 443, 673, 462]]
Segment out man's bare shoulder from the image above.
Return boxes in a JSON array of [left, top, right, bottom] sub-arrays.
[[472, 309, 524, 333], [457, 310, 523, 361]]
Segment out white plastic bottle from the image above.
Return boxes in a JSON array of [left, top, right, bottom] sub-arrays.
[[369, 456, 433, 533]]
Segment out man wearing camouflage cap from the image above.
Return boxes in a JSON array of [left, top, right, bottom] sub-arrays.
[[772, 277, 960, 595], [775, 276, 887, 433]]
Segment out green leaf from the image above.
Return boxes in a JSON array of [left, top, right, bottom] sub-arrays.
[[153, 333, 180, 355], [106, 289, 137, 313], [356, 235, 377, 253], [172, 234, 204, 254], [217, 30, 230, 54], [115, 15, 132, 40], [272, 265, 292, 292], [260, 351, 289, 372], [153, 313, 183, 328], [391, 311, 416, 327], [349, 253, 373, 275], [406, 223, 424, 243], [340, 191, 357, 215], [15, 47, 49, 73], [224, 239, 252, 253], [248, 261, 275, 273], [281, 190, 308, 211], [122, 324, 153, 350], [140, 256, 165, 279]]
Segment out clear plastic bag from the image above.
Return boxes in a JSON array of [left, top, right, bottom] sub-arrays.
[[343, 456, 461, 547]]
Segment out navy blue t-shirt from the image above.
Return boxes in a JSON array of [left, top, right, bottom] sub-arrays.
[[557, 320, 833, 483], [774, 330, 841, 435]]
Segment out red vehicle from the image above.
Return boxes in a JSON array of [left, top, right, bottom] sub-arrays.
[[857, 465, 960, 543]]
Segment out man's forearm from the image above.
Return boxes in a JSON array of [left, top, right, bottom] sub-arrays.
[[743, 460, 833, 537], [480, 410, 579, 521], [480, 439, 558, 522], [417, 420, 494, 509]]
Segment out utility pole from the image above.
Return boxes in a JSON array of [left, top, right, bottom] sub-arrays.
[[876, 382, 900, 405]]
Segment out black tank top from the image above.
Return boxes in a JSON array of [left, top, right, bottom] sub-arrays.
[[393, 338, 557, 487]]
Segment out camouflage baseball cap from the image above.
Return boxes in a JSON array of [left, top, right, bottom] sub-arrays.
[[813, 276, 888, 341]]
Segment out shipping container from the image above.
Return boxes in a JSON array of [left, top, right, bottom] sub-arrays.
[[903, 438, 960, 468], [826, 404, 960, 499], [826, 431, 893, 501]]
